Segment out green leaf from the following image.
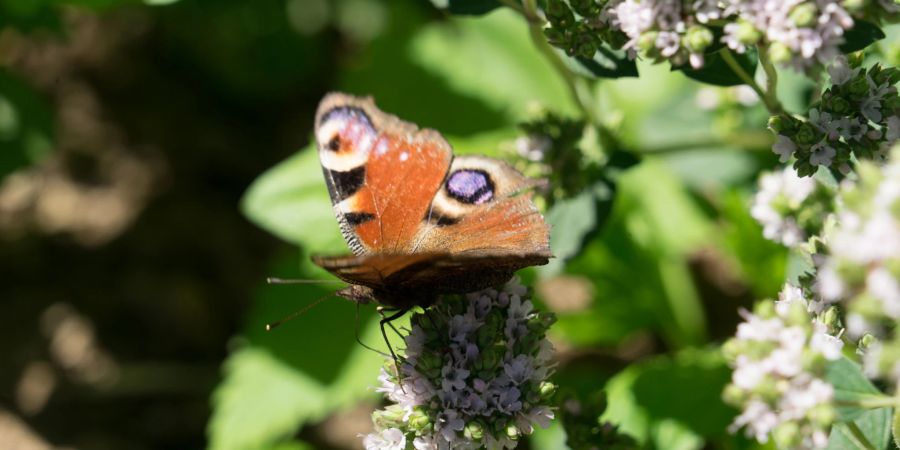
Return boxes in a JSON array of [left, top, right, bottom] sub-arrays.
[[429, 0, 502, 15], [824, 357, 893, 450], [562, 46, 639, 79], [551, 161, 712, 348], [676, 48, 758, 87], [410, 9, 577, 121], [601, 349, 737, 448], [540, 181, 609, 276], [840, 20, 885, 53], [826, 357, 889, 422], [240, 145, 344, 253], [826, 409, 893, 450], [892, 409, 899, 450], [209, 255, 399, 450], [207, 347, 328, 450], [0, 69, 54, 180], [718, 190, 788, 299]]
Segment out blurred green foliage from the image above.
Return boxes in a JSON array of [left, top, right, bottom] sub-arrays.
[[3, 0, 896, 449]]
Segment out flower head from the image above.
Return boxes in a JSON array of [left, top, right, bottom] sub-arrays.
[[815, 145, 900, 384], [362, 279, 558, 450], [751, 166, 821, 247], [723, 284, 841, 448]]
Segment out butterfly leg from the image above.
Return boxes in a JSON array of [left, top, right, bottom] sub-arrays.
[[354, 302, 390, 358], [377, 307, 408, 383]]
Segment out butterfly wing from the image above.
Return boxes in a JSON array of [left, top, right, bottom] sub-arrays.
[[315, 93, 452, 255], [412, 155, 551, 257], [313, 93, 551, 302], [315, 93, 550, 258], [313, 252, 549, 309]]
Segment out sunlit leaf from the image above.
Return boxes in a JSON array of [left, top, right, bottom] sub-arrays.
[[826, 357, 891, 422], [602, 349, 737, 448], [207, 347, 328, 450], [892, 409, 899, 450], [410, 9, 577, 121], [551, 161, 712, 347], [826, 409, 893, 450], [240, 145, 344, 253]]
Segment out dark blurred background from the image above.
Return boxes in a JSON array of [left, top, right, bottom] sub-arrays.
[[0, 1, 438, 448], [0, 0, 799, 448]]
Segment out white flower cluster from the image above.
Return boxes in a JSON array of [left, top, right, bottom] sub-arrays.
[[816, 146, 900, 383], [723, 284, 843, 449], [362, 280, 557, 450], [603, 0, 896, 71], [751, 166, 822, 247], [609, 0, 720, 68], [723, 0, 853, 71], [770, 57, 900, 173]]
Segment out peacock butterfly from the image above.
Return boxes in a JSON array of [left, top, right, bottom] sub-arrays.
[[311, 93, 551, 312]]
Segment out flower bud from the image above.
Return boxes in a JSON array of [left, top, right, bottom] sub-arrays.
[[773, 421, 800, 448], [722, 383, 746, 405], [848, 51, 865, 67], [829, 96, 850, 114], [464, 421, 484, 441], [418, 351, 443, 379], [808, 404, 836, 426], [768, 42, 793, 64], [569, 0, 599, 17], [543, 27, 568, 47], [768, 115, 785, 133], [506, 423, 520, 441], [408, 407, 432, 433], [882, 95, 900, 111], [848, 76, 869, 96], [821, 306, 841, 330], [795, 123, 818, 145], [754, 300, 777, 318], [788, 3, 818, 27], [859, 333, 877, 350], [843, 0, 864, 11], [734, 20, 761, 45], [637, 31, 658, 53], [685, 26, 713, 53], [539, 381, 558, 400], [545, 0, 575, 27], [373, 405, 407, 429]]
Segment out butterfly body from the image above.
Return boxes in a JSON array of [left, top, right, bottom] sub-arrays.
[[312, 93, 551, 309]]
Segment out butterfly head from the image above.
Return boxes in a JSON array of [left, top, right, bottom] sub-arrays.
[[335, 284, 376, 305]]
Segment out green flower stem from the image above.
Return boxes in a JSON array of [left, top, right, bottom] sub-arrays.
[[720, 48, 783, 116], [845, 421, 879, 450], [836, 395, 900, 410], [638, 130, 775, 154], [512, 0, 620, 152], [757, 45, 784, 115]]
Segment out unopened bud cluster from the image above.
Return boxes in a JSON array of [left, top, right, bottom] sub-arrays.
[[362, 279, 558, 450], [541, 0, 896, 71], [769, 56, 900, 176], [815, 145, 900, 384], [723, 284, 844, 449]]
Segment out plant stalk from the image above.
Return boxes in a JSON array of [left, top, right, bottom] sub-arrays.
[[720, 48, 783, 115]]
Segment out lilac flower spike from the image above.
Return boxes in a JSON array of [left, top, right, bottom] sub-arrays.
[[363, 279, 558, 450]]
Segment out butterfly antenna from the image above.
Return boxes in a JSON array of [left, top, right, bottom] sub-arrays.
[[266, 277, 342, 285], [265, 293, 334, 331]]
